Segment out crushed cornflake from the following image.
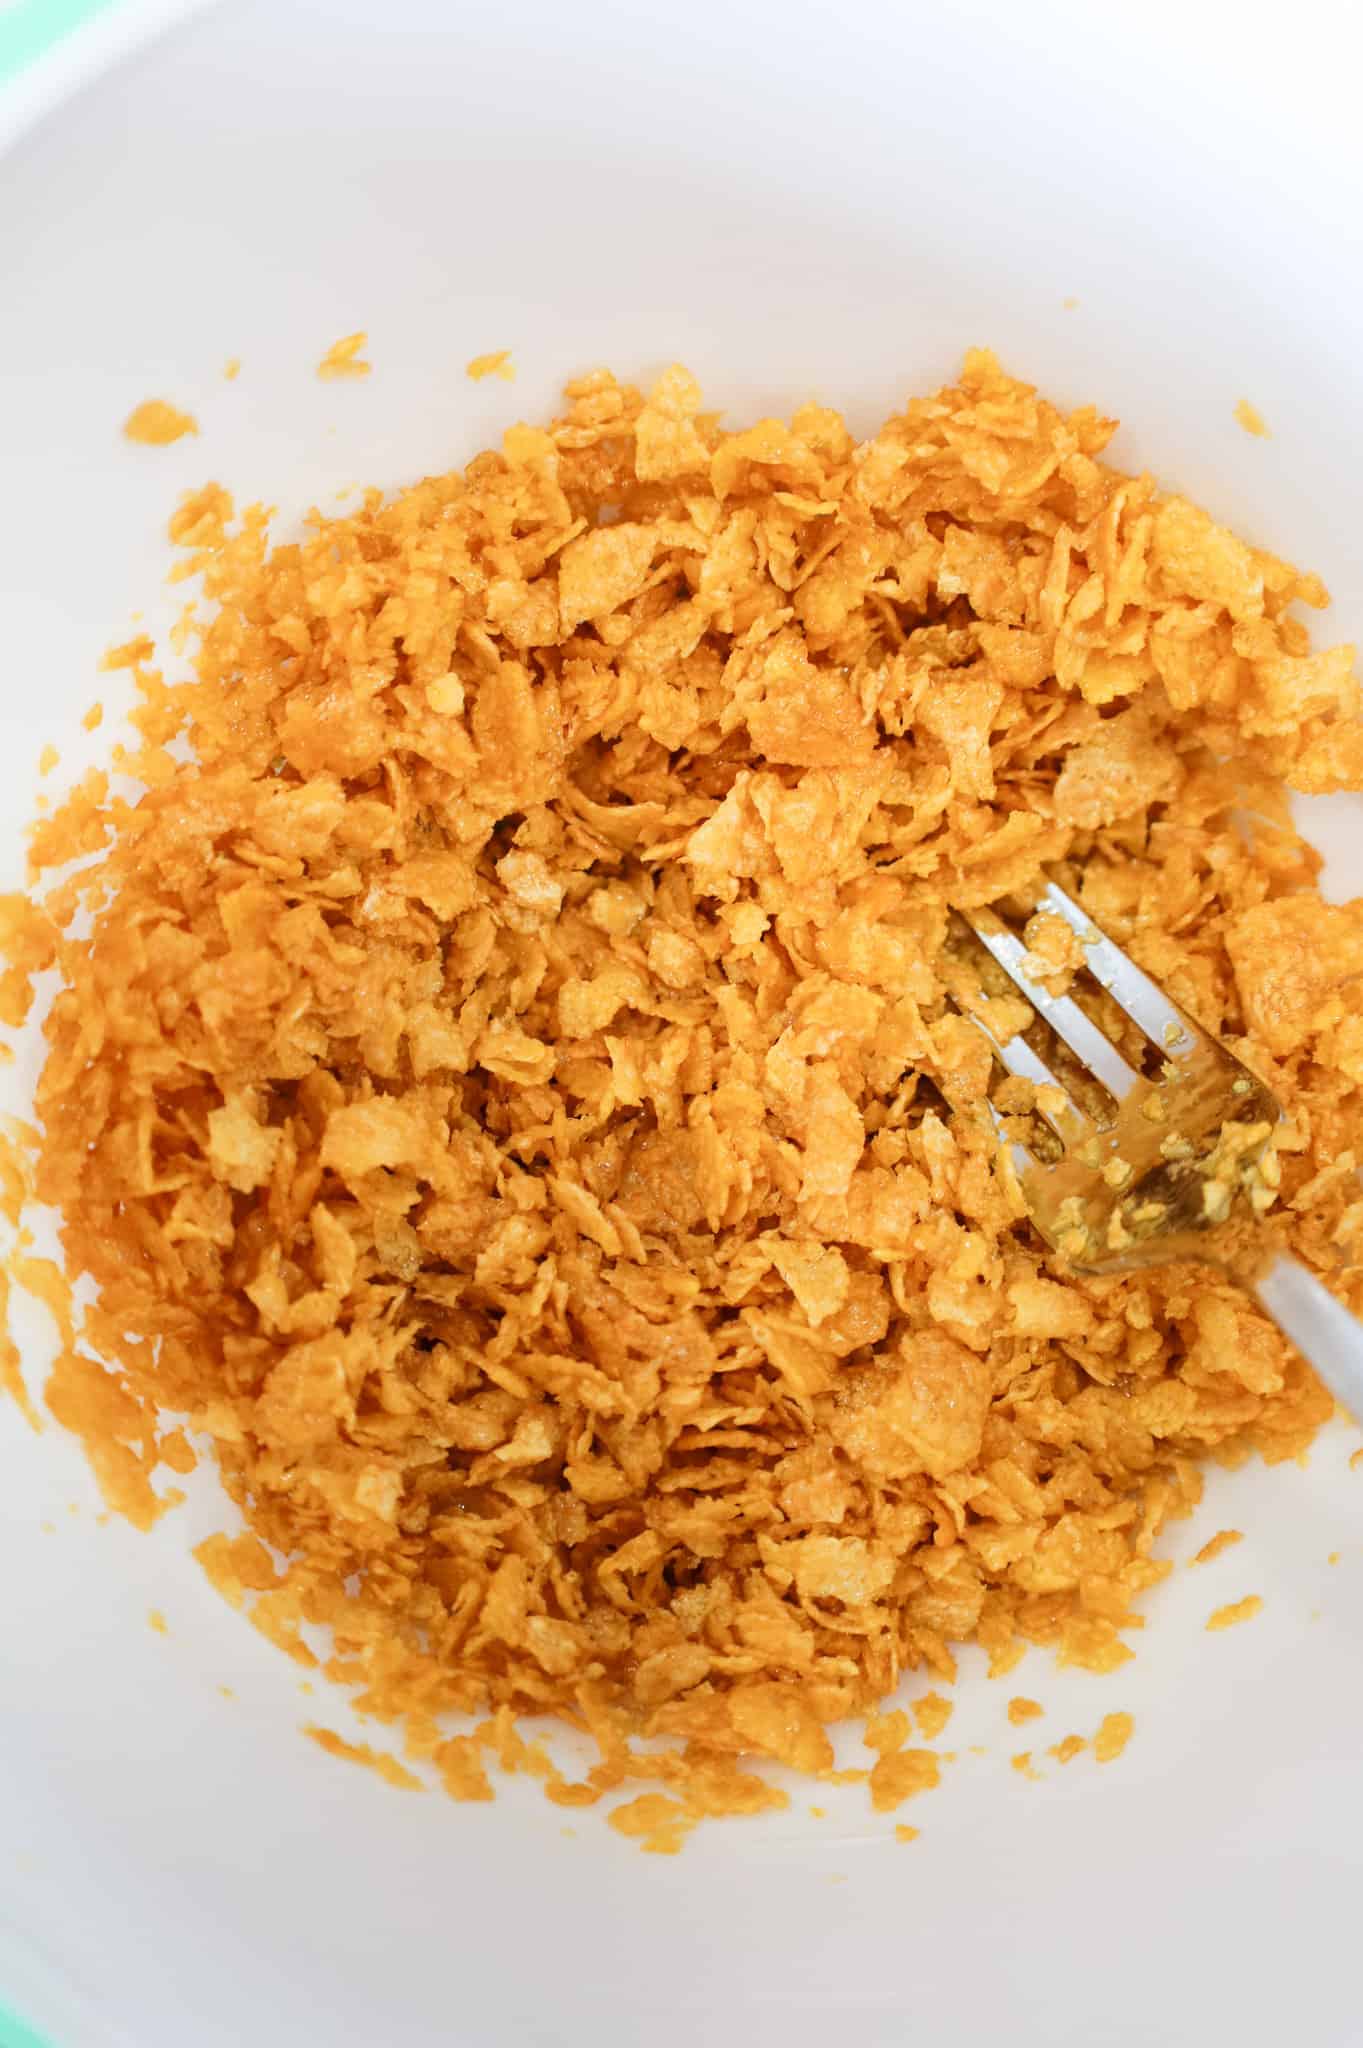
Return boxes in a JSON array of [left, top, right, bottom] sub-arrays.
[[3, 352, 1362, 1848], [1007, 1697, 1043, 1726], [316, 332, 371, 380], [147, 1608, 168, 1635], [1192, 1529, 1244, 1566], [912, 1691, 953, 1741], [305, 1725, 423, 1790], [1234, 400, 1270, 439], [1049, 1734, 1086, 1764], [869, 1748, 941, 1813], [894, 1823, 920, 1843], [466, 349, 515, 383], [1207, 1596, 1264, 1631], [122, 400, 198, 446], [224, 359, 241, 382], [1093, 1711, 1134, 1763]]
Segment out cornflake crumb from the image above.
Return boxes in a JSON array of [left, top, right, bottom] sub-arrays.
[[218, 1685, 235, 1699], [317, 332, 371, 380], [869, 1749, 941, 1814], [466, 348, 515, 382], [912, 1691, 953, 1741], [1094, 1712, 1134, 1764], [1207, 1596, 1264, 1632], [223, 359, 241, 381], [305, 1725, 422, 1790], [894, 1824, 920, 1844], [81, 703, 104, 733], [1234, 399, 1270, 438], [1007, 1697, 1043, 1726], [1328, 1551, 1341, 1566], [1351, 1450, 1363, 1472], [100, 634, 155, 672], [37, 746, 58, 777], [1192, 1529, 1244, 1566], [122, 400, 198, 446], [607, 1793, 693, 1856], [1049, 1734, 1085, 1764], [1011, 1753, 1041, 1782], [147, 1609, 167, 1634]]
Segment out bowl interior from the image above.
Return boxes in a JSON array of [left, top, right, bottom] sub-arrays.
[[2, 3, 1363, 2045]]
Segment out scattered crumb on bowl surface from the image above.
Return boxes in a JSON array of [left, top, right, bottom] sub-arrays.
[[122, 399, 198, 446], [466, 348, 515, 382], [1234, 399, 1270, 438], [2, 351, 1362, 1849], [1093, 1711, 1134, 1763], [868, 1750, 941, 1814], [305, 1724, 423, 1791], [1207, 1596, 1264, 1632], [316, 332, 371, 380], [912, 1692, 953, 1740], [1192, 1529, 1244, 1565]]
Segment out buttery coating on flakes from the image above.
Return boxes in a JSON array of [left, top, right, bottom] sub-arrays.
[[5, 352, 1363, 1838]]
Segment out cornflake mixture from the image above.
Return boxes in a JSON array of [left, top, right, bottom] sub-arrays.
[[4, 352, 1363, 1843]]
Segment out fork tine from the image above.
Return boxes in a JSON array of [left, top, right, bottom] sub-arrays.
[[1037, 882, 1199, 1057], [963, 1006, 1097, 1147], [981, 1094, 1039, 1191], [962, 910, 1142, 1104]]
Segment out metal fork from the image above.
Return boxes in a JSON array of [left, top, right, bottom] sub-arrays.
[[960, 879, 1363, 1421]]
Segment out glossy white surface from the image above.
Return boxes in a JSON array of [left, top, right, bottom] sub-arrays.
[[2, 3, 1362, 2043]]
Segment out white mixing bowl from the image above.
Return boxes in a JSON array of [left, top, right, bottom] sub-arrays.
[[2, 3, 1362, 2044]]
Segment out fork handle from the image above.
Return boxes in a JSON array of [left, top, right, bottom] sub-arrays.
[[1251, 1252, 1363, 1423]]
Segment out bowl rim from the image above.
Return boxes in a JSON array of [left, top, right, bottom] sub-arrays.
[[0, 0, 214, 159]]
